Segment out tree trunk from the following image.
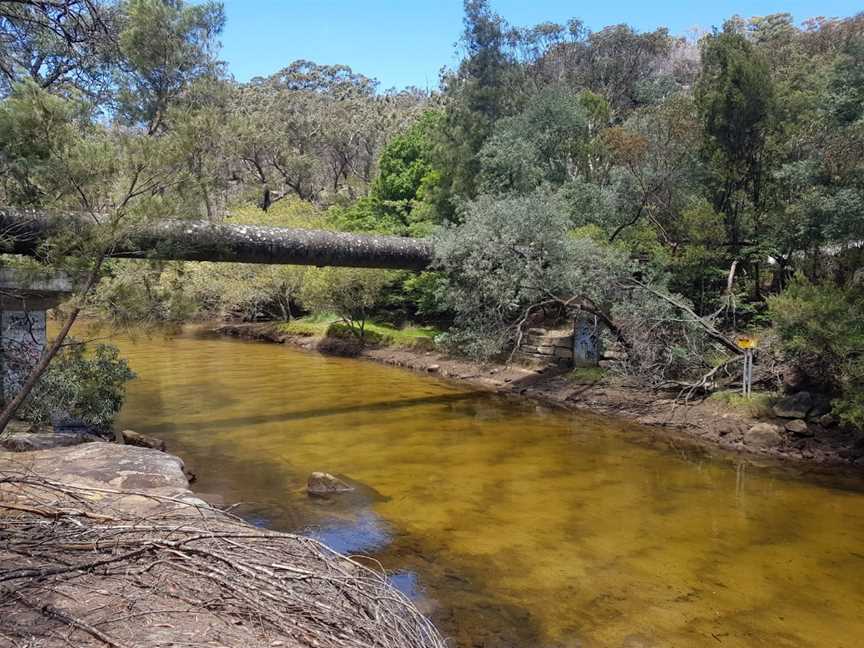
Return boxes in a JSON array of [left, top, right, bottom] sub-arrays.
[[0, 208, 434, 271]]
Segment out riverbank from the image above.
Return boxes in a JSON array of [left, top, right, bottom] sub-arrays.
[[216, 322, 864, 468], [0, 441, 445, 648]]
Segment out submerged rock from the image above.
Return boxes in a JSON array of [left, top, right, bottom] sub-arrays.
[[307, 472, 355, 496], [746, 423, 784, 449]]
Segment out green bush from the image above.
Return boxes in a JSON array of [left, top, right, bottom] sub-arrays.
[[300, 268, 393, 340], [768, 277, 864, 428], [18, 342, 136, 433]]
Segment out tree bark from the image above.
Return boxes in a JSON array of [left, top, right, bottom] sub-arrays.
[[0, 207, 434, 271]]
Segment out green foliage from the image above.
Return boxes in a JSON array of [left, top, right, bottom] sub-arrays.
[[696, 29, 774, 173], [300, 268, 394, 339], [19, 342, 136, 432], [117, 0, 225, 132], [0, 1, 117, 99], [328, 111, 443, 235], [434, 189, 632, 359], [0, 81, 102, 208], [768, 277, 864, 427], [477, 89, 595, 194], [710, 390, 775, 418], [280, 315, 439, 349]]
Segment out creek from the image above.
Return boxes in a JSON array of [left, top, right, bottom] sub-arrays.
[[105, 327, 864, 647]]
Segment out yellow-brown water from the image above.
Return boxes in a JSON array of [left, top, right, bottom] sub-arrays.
[[105, 327, 864, 647]]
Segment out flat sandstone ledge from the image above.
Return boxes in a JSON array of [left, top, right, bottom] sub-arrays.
[[0, 443, 446, 648]]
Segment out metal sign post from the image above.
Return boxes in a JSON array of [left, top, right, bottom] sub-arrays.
[[737, 337, 757, 399]]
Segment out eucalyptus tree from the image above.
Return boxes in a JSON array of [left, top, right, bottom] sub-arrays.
[[0, 0, 118, 99], [114, 0, 225, 134], [230, 60, 425, 210]]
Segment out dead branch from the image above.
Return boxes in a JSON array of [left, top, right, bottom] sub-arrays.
[[0, 472, 446, 648], [626, 279, 743, 356]]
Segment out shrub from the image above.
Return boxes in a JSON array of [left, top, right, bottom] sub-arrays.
[[300, 268, 393, 340], [18, 342, 136, 433], [768, 276, 864, 427]]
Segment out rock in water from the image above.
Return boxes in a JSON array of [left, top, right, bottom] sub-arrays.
[[307, 472, 355, 496], [746, 423, 784, 449], [121, 429, 167, 452]]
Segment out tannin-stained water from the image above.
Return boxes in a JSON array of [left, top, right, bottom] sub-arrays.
[[101, 327, 864, 647]]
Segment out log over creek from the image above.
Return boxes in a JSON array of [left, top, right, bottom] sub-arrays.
[[81, 324, 864, 648], [0, 208, 434, 270]]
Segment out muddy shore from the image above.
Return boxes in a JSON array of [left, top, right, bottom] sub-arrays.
[[215, 322, 864, 469]]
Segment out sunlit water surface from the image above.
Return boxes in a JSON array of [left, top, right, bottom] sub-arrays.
[[97, 327, 864, 647]]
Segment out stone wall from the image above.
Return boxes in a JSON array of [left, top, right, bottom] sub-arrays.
[[513, 328, 575, 368], [513, 324, 625, 370]]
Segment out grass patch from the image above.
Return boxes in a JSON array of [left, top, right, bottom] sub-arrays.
[[565, 366, 607, 383], [279, 315, 440, 349], [710, 390, 776, 417]]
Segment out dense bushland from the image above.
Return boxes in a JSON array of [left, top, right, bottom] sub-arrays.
[[1, 0, 863, 430]]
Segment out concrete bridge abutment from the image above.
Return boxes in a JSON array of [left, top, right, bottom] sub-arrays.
[[0, 270, 72, 404]]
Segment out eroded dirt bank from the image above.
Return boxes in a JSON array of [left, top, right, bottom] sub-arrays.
[[0, 442, 445, 648], [216, 322, 864, 469]]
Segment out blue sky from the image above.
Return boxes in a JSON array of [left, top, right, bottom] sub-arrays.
[[219, 0, 863, 90]]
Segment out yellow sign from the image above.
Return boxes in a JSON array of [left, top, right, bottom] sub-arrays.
[[736, 336, 757, 350]]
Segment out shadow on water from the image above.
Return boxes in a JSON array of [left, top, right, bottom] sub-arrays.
[[134, 392, 479, 435]]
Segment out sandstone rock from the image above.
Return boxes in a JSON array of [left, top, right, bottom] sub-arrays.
[[715, 420, 745, 438], [0, 443, 196, 514], [746, 423, 784, 449], [121, 429, 167, 452], [772, 391, 813, 419], [1, 431, 99, 452], [819, 413, 839, 427], [784, 419, 812, 436], [426, 364, 440, 373], [807, 395, 832, 419], [307, 472, 354, 496]]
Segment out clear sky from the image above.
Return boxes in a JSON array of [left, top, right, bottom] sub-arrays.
[[219, 0, 863, 91]]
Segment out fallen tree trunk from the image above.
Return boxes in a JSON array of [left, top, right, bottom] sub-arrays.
[[0, 208, 435, 271]]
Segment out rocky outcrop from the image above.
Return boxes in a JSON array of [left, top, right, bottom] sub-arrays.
[[0, 442, 200, 513], [0, 443, 444, 648], [785, 419, 811, 436], [0, 430, 100, 452]]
